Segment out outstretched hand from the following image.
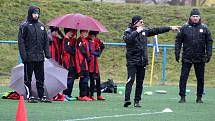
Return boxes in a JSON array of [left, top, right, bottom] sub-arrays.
[[176, 56, 180, 63], [170, 26, 181, 31]]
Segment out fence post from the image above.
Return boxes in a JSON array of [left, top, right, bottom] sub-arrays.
[[161, 47, 167, 84]]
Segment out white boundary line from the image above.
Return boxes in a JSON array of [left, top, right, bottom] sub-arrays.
[[61, 110, 172, 121]]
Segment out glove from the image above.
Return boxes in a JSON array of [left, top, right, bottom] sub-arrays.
[[100, 43, 105, 50], [46, 55, 52, 59], [176, 56, 180, 63], [205, 56, 211, 63], [86, 56, 92, 63], [93, 50, 101, 57]]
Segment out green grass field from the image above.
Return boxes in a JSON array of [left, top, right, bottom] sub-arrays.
[[1, 0, 215, 86], [0, 84, 215, 121]]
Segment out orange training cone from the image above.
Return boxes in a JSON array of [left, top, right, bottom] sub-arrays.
[[16, 96, 27, 121]]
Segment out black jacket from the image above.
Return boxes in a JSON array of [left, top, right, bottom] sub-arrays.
[[175, 19, 213, 63], [18, 6, 50, 62], [123, 25, 171, 66]]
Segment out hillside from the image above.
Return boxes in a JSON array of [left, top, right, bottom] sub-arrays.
[[0, 0, 215, 86]]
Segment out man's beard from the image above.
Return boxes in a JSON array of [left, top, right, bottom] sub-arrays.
[[33, 16, 38, 20]]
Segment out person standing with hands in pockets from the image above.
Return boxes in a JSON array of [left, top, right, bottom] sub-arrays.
[[123, 15, 179, 107]]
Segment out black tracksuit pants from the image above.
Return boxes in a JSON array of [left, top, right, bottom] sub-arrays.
[[89, 72, 101, 97], [63, 68, 76, 97], [124, 65, 146, 102], [79, 72, 89, 97], [179, 62, 205, 97], [24, 61, 44, 98]]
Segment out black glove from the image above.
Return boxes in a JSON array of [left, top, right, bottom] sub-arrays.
[[93, 50, 101, 57], [176, 56, 180, 63], [46, 55, 52, 59], [205, 56, 211, 63], [100, 43, 105, 50], [86, 56, 92, 63]]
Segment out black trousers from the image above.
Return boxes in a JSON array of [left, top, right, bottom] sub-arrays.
[[179, 62, 205, 97], [124, 65, 146, 102], [63, 68, 76, 97], [89, 72, 101, 97], [24, 61, 44, 98], [79, 72, 89, 97]]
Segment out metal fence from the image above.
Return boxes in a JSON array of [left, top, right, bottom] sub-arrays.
[[1, 40, 215, 86]]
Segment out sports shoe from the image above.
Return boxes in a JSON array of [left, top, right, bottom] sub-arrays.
[[88, 96, 96, 100], [65, 95, 76, 101], [97, 96, 105, 100], [134, 101, 141, 107], [196, 97, 203, 103], [38, 96, 52, 103], [124, 101, 131, 107], [178, 97, 186, 103], [78, 96, 92, 101], [27, 96, 38, 103]]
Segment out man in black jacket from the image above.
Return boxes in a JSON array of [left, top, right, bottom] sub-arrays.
[[18, 6, 51, 103], [175, 8, 213, 103], [123, 15, 179, 107]]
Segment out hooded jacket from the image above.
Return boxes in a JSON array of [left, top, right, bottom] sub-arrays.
[[175, 16, 213, 63], [123, 24, 171, 66], [18, 6, 50, 62]]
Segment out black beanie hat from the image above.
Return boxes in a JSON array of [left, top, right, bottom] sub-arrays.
[[131, 15, 143, 26], [190, 8, 200, 17], [64, 28, 74, 34], [49, 26, 59, 32], [89, 31, 99, 36]]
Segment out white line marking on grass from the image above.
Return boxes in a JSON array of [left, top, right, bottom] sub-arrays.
[[61, 108, 173, 121]]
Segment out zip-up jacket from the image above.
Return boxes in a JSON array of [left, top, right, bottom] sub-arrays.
[[123, 25, 171, 66], [18, 6, 50, 62], [175, 19, 213, 63]]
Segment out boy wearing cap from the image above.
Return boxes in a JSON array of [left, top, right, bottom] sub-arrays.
[[18, 6, 51, 103], [123, 15, 179, 107], [175, 8, 213, 103]]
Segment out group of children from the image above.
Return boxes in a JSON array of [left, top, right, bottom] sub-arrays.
[[48, 26, 105, 101]]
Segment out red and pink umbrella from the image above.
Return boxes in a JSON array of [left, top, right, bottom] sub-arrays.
[[47, 13, 108, 32]]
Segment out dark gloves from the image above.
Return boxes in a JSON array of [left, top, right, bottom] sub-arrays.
[[176, 56, 180, 63], [100, 43, 105, 50], [86, 56, 92, 63], [205, 56, 211, 63], [93, 50, 101, 57], [70, 46, 76, 55], [46, 55, 52, 59]]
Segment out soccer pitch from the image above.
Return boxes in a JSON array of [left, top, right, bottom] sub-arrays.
[[0, 85, 215, 121]]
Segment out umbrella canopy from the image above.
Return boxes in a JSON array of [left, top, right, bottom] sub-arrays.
[[47, 13, 108, 32], [9, 59, 68, 99]]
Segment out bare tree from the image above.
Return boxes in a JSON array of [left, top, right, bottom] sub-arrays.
[[200, 0, 207, 6], [180, 0, 186, 5], [151, 0, 158, 4], [167, 0, 180, 5], [191, 0, 197, 6]]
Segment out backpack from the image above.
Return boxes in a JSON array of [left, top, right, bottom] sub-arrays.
[[2, 91, 20, 100], [100, 79, 117, 93]]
